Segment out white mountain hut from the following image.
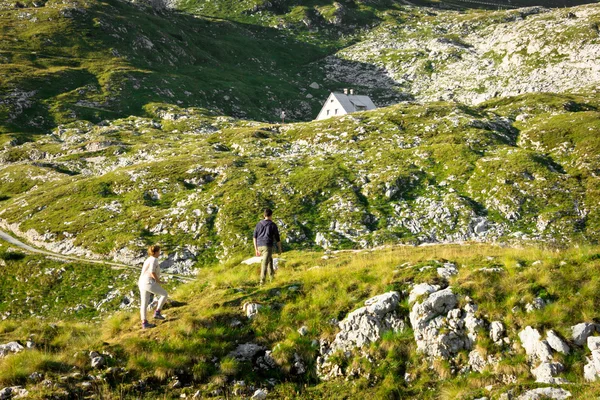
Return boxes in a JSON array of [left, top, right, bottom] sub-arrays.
[[315, 89, 377, 121]]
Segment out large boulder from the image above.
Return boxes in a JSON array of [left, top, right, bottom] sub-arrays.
[[518, 327, 552, 362], [317, 292, 405, 380]]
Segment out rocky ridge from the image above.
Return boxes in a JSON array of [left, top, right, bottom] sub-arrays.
[[327, 4, 600, 105]]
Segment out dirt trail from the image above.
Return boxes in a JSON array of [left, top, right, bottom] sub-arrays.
[[0, 229, 194, 283]]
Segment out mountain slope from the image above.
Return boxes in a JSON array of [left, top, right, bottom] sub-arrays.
[[0, 0, 347, 134], [323, 4, 600, 104], [3, 0, 600, 138], [0, 93, 598, 269]]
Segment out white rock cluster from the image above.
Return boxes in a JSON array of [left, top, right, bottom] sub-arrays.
[[409, 285, 484, 360], [518, 326, 569, 384], [317, 292, 405, 380]]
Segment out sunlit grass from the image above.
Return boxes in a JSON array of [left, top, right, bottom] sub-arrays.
[[1, 243, 600, 397]]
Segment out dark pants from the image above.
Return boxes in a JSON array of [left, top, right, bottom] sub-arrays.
[[259, 245, 275, 282]]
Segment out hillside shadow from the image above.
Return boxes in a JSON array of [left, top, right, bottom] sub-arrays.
[[1, 0, 412, 133]]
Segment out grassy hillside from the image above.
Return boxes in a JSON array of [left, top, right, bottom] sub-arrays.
[[3, 0, 599, 138], [0, 92, 598, 267], [1, 244, 600, 398], [0, 0, 353, 134]]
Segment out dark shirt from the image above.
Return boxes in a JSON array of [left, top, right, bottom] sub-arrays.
[[253, 219, 280, 247]]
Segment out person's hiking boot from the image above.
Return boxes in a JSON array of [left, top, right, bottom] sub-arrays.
[[141, 320, 155, 329], [154, 311, 166, 320]]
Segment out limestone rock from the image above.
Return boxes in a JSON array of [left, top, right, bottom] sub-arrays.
[[255, 350, 276, 371], [468, 349, 498, 373], [0, 388, 11, 400], [546, 330, 569, 355], [409, 286, 477, 359], [583, 336, 600, 381], [242, 303, 263, 319], [317, 291, 404, 380], [298, 326, 308, 336], [518, 327, 552, 362], [293, 353, 306, 375], [0, 341, 24, 358], [28, 372, 43, 382], [518, 327, 570, 384], [490, 321, 506, 344], [251, 389, 267, 400], [408, 283, 440, 304], [409, 288, 457, 330], [525, 297, 546, 313], [588, 336, 600, 351], [437, 262, 458, 279], [228, 343, 264, 362], [571, 322, 597, 346], [517, 387, 571, 400], [0, 386, 28, 400], [91, 356, 106, 369], [531, 362, 567, 384]]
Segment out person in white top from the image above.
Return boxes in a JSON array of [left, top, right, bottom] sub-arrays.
[[139, 244, 168, 329]]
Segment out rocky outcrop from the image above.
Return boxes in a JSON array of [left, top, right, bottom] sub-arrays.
[[317, 292, 405, 380], [518, 327, 567, 384], [409, 286, 484, 360], [327, 5, 600, 106]]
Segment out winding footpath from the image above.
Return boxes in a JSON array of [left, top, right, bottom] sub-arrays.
[[0, 229, 194, 283]]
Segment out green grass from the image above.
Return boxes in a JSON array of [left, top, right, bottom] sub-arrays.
[[0, 238, 178, 320], [1, 244, 600, 398]]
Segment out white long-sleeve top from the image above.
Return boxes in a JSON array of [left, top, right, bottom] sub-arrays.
[[139, 256, 160, 285]]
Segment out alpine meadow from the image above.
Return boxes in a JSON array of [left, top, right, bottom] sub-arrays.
[[1, 0, 600, 399]]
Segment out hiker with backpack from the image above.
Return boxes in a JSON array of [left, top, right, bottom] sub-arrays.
[[139, 244, 168, 329], [253, 208, 282, 285]]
